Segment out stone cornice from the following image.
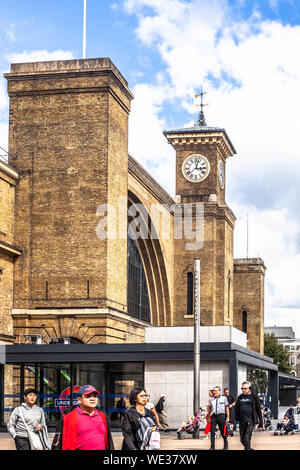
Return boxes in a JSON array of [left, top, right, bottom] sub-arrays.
[[0, 333, 16, 344], [0, 161, 18, 184], [5, 71, 134, 105], [11, 308, 149, 328], [0, 240, 22, 257], [234, 257, 266, 273], [164, 131, 236, 159]]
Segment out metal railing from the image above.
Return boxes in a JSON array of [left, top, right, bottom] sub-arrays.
[[0, 146, 17, 171]]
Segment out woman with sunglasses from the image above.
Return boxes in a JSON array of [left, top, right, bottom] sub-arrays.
[[121, 388, 157, 450]]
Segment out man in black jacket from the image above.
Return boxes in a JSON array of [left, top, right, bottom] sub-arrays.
[[235, 381, 263, 451]]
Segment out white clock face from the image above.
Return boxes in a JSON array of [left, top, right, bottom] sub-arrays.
[[182, 154, 210, 183], [218, 160, 225, 189]]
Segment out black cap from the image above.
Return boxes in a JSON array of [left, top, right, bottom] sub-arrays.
[[24, 388, 38, 396]]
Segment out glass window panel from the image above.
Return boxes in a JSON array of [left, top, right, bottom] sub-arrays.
[[107, 362, 143, 427], [127, 235, 151, 323], [37, 363, 71, 426], [2, 361, 144, 429], [74, 363, 106, 411], [2, 365, 21, 425]]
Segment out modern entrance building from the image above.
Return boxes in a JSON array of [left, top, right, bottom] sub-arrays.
[[0, 326, 278, 430]]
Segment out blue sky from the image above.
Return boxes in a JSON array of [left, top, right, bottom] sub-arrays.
[[1, 0, 300, 335]]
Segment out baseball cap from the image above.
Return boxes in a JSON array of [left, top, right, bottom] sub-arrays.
[[24, 388, 38, 396], [160, 393, 166, 398], [77, 385, 100, 396]]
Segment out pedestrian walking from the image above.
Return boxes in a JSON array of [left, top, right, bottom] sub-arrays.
[[51, 385, 114, 450], [234, 381, 263, 450], [224, 388, 236, 430], [294, 396, 300, 430], [208, 386, 230, 450], [204, 406, 211, 439], [121, 388, 160, 450], [145, 394, 161, 428], [7, 388, 51, 450], [155, 394, 169, 431]]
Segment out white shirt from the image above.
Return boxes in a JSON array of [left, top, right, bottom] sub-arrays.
[[209, 395, 229, 415], [145, 401, 155, 410]]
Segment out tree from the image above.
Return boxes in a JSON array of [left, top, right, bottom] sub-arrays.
[[264, 333, 292, 374], [247, 367, 268, 394]]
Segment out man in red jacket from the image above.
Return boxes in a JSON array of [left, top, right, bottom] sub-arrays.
[[52, 385, 114, 450]]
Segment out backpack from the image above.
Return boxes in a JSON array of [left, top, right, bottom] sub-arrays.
[[138, 415, 160, 450]]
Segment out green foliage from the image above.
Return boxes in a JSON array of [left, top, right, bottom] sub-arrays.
[[247, 367, 268, 394], [264, 333, 292, 374]]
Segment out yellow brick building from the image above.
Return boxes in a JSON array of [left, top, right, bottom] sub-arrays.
[[1, 57, 265, 354]]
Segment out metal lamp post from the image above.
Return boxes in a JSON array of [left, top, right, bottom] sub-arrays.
[[193, 258, 200, 415]]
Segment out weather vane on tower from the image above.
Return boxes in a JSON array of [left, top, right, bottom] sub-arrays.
[[194, 86, 208, 127]]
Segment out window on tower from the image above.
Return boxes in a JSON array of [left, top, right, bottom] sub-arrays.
[[187, 272, 194, 315], [242, 310, 247, 334]]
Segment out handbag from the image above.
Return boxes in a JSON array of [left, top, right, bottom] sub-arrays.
[[18, 407, 44, 450], [146, 429, 160, 450], [224, 422, 234, 437]]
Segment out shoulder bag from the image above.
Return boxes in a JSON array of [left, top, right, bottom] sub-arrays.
[[18, 407, 44, 451]]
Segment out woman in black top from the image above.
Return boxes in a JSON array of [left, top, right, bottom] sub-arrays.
[[121, 388, 155, 450]]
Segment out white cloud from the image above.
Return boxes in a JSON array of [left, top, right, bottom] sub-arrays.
[[0, 78, 8, 111], [5, 22, 17, 42], [0, 122, 8, 154], [269, 0, 278, 10], [129, 82, 175, 192], [124, 0, 300, 335], [6, 49, 74, 64]]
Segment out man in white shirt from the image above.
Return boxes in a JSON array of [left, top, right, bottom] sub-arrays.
[[208, 386, 230, 450]]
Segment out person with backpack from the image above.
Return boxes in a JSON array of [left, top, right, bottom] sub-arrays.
[[7, 388, 51, 450], [121, 388, 160, 450]]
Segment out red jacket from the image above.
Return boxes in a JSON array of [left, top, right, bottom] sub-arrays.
[[61, 408, 112, 450]]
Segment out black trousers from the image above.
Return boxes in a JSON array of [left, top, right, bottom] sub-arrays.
[[210, 414, 228, 449], [239, 422, 254, 450], [15, 436, 31, 450]]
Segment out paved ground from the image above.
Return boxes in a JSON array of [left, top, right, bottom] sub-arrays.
[[0, 430, 299, 450]]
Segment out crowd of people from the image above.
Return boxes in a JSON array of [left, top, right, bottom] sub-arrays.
[[6, 385, 167, 450], [6, 381, 300, 451]]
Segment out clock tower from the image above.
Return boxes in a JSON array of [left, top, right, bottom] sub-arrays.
[[164, 96, 235, 204], [164, 100, 237, 327]]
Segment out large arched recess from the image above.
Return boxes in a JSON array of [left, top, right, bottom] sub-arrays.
[[128, 191, 171, 326]]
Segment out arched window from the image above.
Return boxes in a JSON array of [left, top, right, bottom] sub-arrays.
[[127, 234, 151, 323], [187, 272, 194, 315], [242, 310, 247, 333]]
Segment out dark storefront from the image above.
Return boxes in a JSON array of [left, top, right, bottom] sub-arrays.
[[279, 372, 300, 406], [1, 356, 143, 430]]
